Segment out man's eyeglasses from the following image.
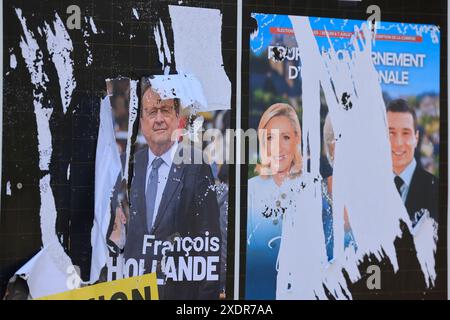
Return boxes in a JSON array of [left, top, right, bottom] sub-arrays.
[[143, 106, 175, 119]]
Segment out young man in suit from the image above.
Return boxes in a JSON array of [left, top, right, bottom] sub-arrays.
[[387, 99, 439, 226], [119, 83, 221, 300], [385, 99, 439, 296]]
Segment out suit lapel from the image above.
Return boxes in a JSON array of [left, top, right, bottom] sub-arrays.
[[133, 147, 149, 232], [151, 161, 185, 232], [405, 165, 421, 220]]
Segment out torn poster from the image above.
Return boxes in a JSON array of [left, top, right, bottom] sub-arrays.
[[169, 5, 232, 110], [246, 14, 441, 299], [95, 74, 229, 300], [2, 2, 232, 301]]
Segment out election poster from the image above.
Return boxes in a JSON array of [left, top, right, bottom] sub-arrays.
[[1, 1, 233, 300], [245, 13, 444, 300]]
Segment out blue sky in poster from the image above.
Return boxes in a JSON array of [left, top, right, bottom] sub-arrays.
[[250, 14, 440, 97]]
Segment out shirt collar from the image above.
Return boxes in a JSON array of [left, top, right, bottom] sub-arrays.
[[147, 142, 178, 169], [396, 158, 417, 188]]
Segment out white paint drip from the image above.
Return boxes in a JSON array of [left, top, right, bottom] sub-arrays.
[[6, 181, 11, 196], [89, 17, 98, 34], [34, 105, 53, 170], [85, 41, 93, 66], [412, 212, 439, 288], [83, 17, 93, 67], [250, 26, 259, 41], [132, 8, 139, 20], [275, 174, 332, 300], [15, 8, 80, 298], [43, 13, 76, 114], [153, 19, 172, 75], [16, 8, 51, 171], [153, 24, 165, 70], [10, 53, 17, 69], [90, 96, 122, 283], [67, 164, 71, 180], [159, 19, 172, 75]]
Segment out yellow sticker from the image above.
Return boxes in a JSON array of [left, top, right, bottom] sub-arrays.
[[37, 273, 159, 300]]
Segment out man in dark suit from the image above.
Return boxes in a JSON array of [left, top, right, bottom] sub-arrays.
[[348, 99, 440, 299], [387, 99, 439, 226], [386, 99, 439, 296], [117, 82, 221, 300]]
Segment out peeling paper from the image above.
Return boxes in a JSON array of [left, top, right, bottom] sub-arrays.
[[90, 96, 122, 283], [15, 245, 76, 298], [15, 7, 80, 298], [169, 5, 231, 110], [43, 13, 76, 114]]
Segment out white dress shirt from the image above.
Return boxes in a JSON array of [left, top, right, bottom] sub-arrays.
[[394, 158, 417, 203], [145, 142, 178, 228]]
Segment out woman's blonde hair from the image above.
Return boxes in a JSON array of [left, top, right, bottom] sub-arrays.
[[255, 103, 302, 177]]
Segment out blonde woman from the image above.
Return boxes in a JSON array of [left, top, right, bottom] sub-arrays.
[[246, 103, 329, 299]]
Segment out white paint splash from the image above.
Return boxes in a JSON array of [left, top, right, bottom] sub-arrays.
[[320, 22, 410, 275], [83, 17, 94, 67], [132, 8, 139, 20], [250, 30, 259, 43], [10, 53, 17, 69], [275, 174, 331, 300], [16, 8, 51, 171], [159, 20, 171, 74], [250, 13, 276, 53], [43, 13, 76, 114], [169, 5, 231, 110], [89, 17, 98, 34], [153, 25, 164, 69], [412, 212, 439, 288], [66, 164, 71, 180], [153, 19, 172, 75], [124, 81, 139, 181], [15, 7, 80, 298], [146, 73, 208, 112], [6, 181, 11, 196], [282, 16, 421, 299], [34, 106, 53, 170]]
